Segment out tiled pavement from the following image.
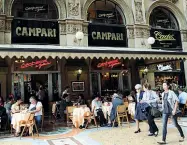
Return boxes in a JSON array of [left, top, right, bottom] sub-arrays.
[[0, 117, 187, 145]]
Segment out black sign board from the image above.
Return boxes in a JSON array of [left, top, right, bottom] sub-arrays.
[[23, 4, 48, 13], [96, 10, 116, 19], [150, 28, 182, 50], [88, 24, 127, 47], [12, 19, 59, 44]]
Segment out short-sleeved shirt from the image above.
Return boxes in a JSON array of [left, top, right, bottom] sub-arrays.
[[11, 102, 20, 113], [91, 99, 102, 116], [179, 92, 187, 104], [29, 102, 43, 116]]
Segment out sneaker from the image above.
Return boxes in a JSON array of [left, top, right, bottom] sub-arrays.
[[157, 141, 166, 144], [179, 137, 185, 142]]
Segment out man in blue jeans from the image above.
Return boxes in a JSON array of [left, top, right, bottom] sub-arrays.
[[157, 82, 185, 144]]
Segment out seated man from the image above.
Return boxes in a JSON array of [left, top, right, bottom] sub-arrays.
[[29, 97, 43, 128], [178, 88, 187, 110], [11, 97, 23, 114], [91, 96, 106, 127]]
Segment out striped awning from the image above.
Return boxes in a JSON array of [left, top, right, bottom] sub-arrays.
[[0, 44, 186, 59]]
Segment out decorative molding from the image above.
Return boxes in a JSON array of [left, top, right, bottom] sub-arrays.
[[134, 1, 144, 23], [134, 25, 150, 38], [126, 25, 134, 39], [5, 16, 13, 32], [168, 0, 178, 3], [58, 20, 66, 35], [181, 30, 187, 42], [0, 14, 5, 32], [82, 22, 89, 34], [0, 0, 4, 14], [67, 0, 80, 17]]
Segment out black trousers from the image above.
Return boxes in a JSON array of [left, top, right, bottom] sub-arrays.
[[147, 107, 158, 134], [96, 110, 106, 126]]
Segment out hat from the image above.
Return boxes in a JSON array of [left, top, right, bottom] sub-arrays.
[[135, 84, 142, 90]]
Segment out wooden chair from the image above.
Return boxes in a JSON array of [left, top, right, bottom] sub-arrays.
[[66, 106, 76, 124], [19, 113, 39, 139], [114, 105, 130, 128], [124, 102, 129, 109], [84, 112, 98, 129]]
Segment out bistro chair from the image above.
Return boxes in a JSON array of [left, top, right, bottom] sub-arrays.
[[113, 105, 130, 128], [19, 113, 39, 139], [66, 106, 76, 124], [84, 112, 98, 129]]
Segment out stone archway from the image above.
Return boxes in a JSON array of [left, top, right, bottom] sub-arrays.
[[6, 0, 66, 19], [146, 0, 187, 29], [82, 0, 134, 25]]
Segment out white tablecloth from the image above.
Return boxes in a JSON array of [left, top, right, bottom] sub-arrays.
[[102, 102, 113, 119], [72, 107, 90, 128]]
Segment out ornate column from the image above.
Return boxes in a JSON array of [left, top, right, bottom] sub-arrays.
[[134, 24, 150, 48], [58, 0, 88, 46], [132, 0, 150, 48], [126, 25, 135, 48], [5, 16, 13, 44], [0, 14, 5, 43]]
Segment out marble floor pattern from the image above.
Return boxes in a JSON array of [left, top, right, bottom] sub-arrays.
[[0, 118, 187, 145]]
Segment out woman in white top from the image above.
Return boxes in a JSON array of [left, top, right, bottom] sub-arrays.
[[29, 97, 43, 127]]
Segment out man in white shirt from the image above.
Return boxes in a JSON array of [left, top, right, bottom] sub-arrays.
[[91, 96, 106, 127], [178, 88, 187, 109]]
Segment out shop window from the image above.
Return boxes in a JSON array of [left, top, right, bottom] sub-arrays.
[[87, 0, 125, 25], [12, 0, 58, 19], [150, 7, 178, 30], [149, 7, 182, 50]]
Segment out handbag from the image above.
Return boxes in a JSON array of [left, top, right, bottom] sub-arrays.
[[150, 106, 161, 118]]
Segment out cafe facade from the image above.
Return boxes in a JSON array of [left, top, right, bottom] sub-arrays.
[[0, 0, 187, 102]]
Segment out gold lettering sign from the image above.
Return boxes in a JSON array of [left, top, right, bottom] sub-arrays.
[[154, 31, 176, 41], [91, 32, 123, 41], [15, 27, 57, 37]]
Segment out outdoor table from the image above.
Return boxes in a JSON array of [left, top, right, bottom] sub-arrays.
[[11, 111, 30, 133], [72, 106, 90, 128], [102, 102, 113, 119]]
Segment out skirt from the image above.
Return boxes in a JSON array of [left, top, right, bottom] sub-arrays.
[[135, 103, 148, 120]]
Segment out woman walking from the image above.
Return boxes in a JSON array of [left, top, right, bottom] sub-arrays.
[[141, 83, 159, 136], [134, 84, 144, 133], [157, 82, 185, 144]]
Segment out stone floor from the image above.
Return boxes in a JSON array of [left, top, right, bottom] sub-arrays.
[[0, 117, 187, 145]]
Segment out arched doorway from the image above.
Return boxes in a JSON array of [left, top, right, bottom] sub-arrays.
[[87, 0, 127, 47], [149, 7, 182, 50], [11, 0, 59, 44]]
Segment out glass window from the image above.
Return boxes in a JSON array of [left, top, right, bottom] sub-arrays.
[[12, 0, 58, 19], [150, 7, 179, 30], [87, 0, 125, 25]]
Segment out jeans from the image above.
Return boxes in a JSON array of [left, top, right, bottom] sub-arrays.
[[162, 113, 184, 141], [35, 115, 42, 128], [147, 107, 158, 133]]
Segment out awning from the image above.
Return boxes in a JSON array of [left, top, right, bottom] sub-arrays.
[[0, 44, 186, 59]]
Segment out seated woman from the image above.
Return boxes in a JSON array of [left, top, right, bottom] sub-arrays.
[[29, 97, 43, 128], [11, 97, 23, 114], [76, 94, 86, 105]]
